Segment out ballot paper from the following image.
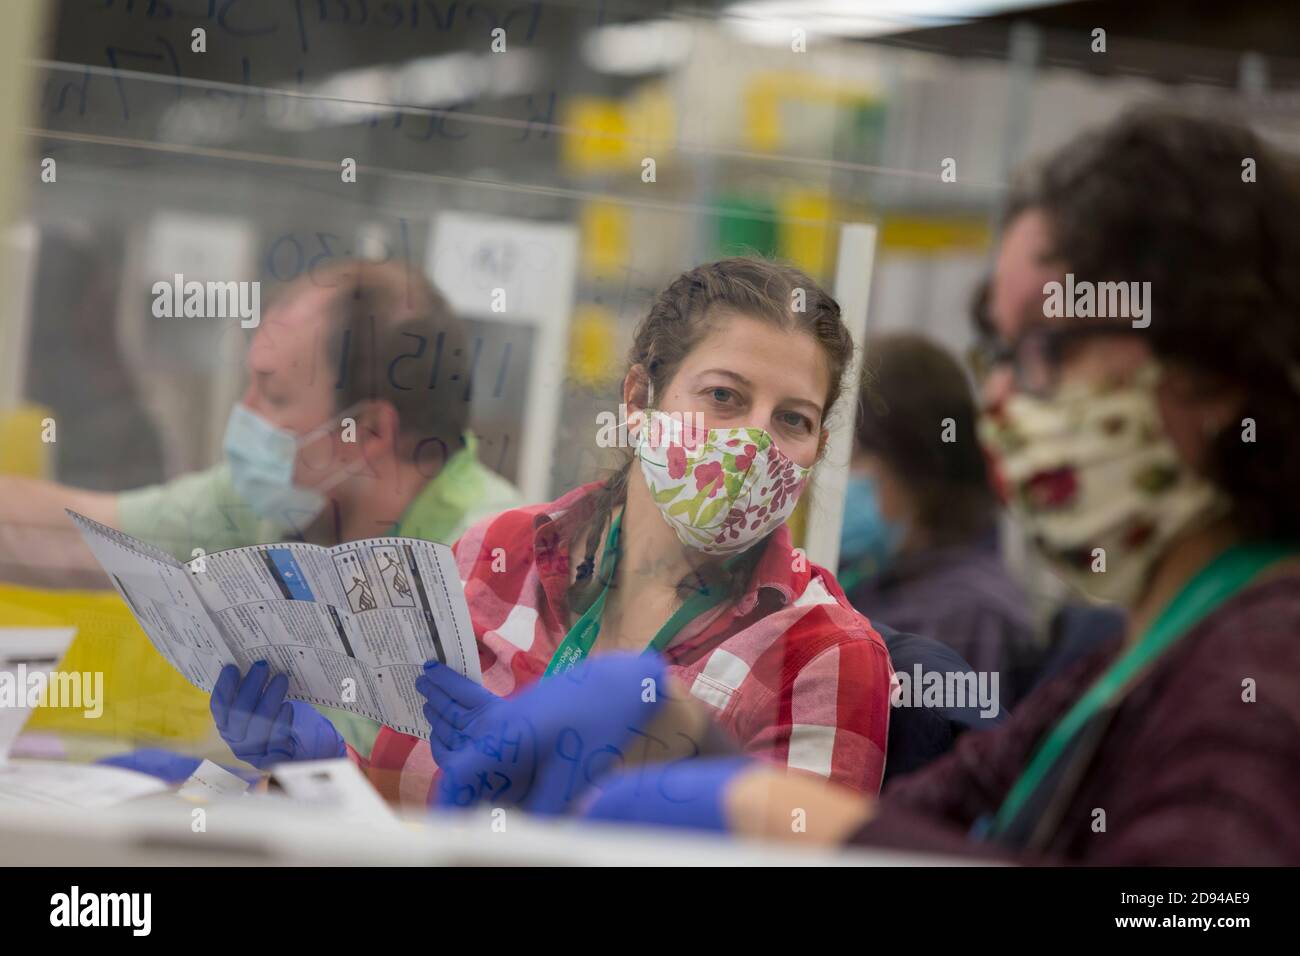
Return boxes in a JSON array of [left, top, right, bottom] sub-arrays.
[[66, 510, 482, 740], [176, 759, 252, 802]]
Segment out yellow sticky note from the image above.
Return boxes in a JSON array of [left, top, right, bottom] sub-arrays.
[[580, 201, 630, 277], [567, 305, 620, 389], [561, 97, 631, 174]]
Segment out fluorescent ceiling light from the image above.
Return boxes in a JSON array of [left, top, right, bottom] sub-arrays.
[[582, 19, 695, 75], [723, 0, 1055, 44], [160, 51, 539, 139]]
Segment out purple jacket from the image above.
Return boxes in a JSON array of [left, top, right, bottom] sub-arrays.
[[845, 540, 1039, 706], [852, 571, 1300, 865]]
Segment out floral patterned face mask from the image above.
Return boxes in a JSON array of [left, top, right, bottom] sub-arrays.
[[634, 407, 812, 555], [979, 362, 1229, 606]]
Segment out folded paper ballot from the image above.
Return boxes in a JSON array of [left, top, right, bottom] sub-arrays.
[[66, 511, 482, 740]]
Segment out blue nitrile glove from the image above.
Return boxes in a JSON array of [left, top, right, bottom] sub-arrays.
[[210, 661, 346, 770], [98, 748, 202, 782], [416, 651, 669, 814], [96, 748, 257, 785], [580, 756, 756, 833]]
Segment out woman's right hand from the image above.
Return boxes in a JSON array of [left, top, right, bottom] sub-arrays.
[[210, 661, 346, 770]]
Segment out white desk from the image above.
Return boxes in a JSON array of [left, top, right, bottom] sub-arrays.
[[0, 793, 985, 866]]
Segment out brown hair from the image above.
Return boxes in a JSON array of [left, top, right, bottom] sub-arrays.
[[1002, 108, 1300, 538], [284, 259, 472, 475], [567, 256, 854, 615], [855, 333, 996, 545]]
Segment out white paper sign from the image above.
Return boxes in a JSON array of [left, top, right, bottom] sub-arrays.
[[428, 212, 577, 326], [0, 627, 78, 763]]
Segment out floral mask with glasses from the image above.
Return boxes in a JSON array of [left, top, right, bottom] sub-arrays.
[[973, 310, 1229, 606]]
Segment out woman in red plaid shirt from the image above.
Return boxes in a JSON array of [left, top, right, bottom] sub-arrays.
[[211, 256, 895, 808]]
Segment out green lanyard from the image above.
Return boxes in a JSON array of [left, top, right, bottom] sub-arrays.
[[837, 555, 882, 594], [544, 509, 743, 676], [990, 542, 1297, 837]]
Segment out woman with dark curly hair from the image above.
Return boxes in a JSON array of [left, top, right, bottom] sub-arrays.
[[563, 108, 1300, 864]]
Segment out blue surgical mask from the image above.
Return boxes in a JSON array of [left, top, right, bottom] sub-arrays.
[[223, 402, 348, 528], [838, 473, 904, 580]]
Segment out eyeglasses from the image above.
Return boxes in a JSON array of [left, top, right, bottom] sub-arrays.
[[967, 320, 1144, 399]]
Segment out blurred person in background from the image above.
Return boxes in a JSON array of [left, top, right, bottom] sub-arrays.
[[0, 258, 523, 754], [24, 234, 165, 491], [467, 109, 1300, 866], [0, 259, 521, 584], [210, 257, 898, 806], [839, 332, 1037, 707]]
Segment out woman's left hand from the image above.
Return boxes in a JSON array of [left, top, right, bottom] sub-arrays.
[[415, 652, 670, 814]]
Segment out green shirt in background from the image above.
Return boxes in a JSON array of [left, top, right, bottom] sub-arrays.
[[116, 430, 523, 757]]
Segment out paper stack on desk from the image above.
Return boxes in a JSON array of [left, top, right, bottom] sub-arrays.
[[66, 510, 482, 740], [0, 760, 167, 809]]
